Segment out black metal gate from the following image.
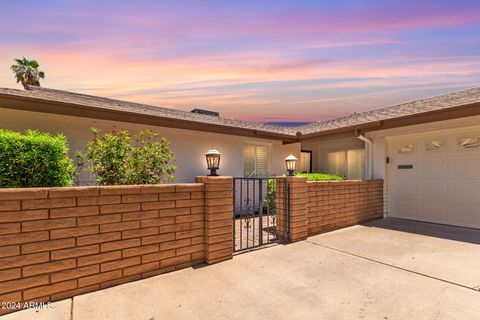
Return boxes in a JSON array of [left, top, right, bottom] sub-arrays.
[[233, 177, 289, 252]]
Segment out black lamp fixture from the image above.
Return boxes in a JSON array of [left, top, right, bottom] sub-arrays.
[[285, 154, 298, 176], [205, 146, 221, 176]]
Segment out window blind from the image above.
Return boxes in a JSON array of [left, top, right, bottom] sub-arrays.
[[347, 149, 365, 180], [327, 151, 346, 177], [327, 149, 364, 179], [243, 145, 268, 177]]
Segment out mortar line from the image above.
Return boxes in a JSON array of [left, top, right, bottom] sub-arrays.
[[70, 297, 74, 320], [305, 240, 479, 293]]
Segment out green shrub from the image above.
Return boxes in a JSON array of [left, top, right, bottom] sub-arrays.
[[78, 128, 176, 185], [263, 178, 277, 213], [0, 129, 75, 188], [296, 172, 344, 181]]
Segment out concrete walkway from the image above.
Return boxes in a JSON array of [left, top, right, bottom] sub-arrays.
[[3, 219, 480, 320]]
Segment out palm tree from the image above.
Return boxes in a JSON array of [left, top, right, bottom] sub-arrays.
[[10, 57, 45, 89]]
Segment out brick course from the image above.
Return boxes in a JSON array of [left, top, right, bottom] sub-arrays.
[[0, 183, 207, 314]]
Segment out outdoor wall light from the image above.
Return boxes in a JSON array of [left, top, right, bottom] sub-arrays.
[[205, 146, 221, 176], [285, 154, 298, 176]]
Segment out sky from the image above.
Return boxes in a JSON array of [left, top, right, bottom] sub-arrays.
[[0, 0, 479, 123]]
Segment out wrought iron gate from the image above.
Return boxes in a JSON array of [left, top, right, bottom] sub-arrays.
[[233, 177, 290, 252]]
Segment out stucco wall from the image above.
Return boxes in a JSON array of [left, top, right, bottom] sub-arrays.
[[0, 108, 300, 183]]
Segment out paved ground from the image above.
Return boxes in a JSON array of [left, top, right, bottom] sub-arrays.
[[3, 218, 480, 320], [235, 215, 277, 250]]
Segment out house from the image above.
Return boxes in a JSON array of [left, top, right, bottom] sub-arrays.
[[1, 86, 480, 229], [299, 88, 480, 230], [0, 86, 300, 183]]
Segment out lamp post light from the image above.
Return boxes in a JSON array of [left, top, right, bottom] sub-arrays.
[[205, 146, 221, 176], [285, 154, 298, 176]]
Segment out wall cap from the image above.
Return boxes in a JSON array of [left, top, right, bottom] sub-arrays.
[[306, 179, 383, 184]]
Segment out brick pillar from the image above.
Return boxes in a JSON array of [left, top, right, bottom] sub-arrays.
[[276, 176, 308, 242], [275, 177, 287, 240], [287, 176, 308, 242], [195, 176, 233, 264]]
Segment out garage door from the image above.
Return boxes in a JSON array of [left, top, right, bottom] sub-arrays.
[[389, 131, 480, 229]]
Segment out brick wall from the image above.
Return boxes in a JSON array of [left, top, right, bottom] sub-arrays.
[[0, 183, 212, 313], [306, 180, 384, 236]]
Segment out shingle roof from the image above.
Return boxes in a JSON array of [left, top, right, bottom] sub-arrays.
[[0, 86, 298, 136], [1, 86, 480, 140], [297, 87, 480, 135]]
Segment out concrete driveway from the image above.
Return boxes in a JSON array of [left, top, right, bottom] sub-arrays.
[[3, 218, 480, 320]]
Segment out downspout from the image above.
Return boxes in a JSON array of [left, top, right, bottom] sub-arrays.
[[356, 132, 373, 180]]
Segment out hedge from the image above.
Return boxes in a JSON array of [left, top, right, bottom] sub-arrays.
[[0, 129, 75, 188], [296, 172, 344, 181]]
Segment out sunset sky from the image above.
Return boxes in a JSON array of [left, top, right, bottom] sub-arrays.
[[1, 0, 479, 123]]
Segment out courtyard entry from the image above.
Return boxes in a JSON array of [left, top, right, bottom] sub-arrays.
[[233, 177, 290, 252]]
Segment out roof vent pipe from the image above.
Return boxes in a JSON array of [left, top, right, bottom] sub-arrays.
[[356, 132, 373, 180], [191, 108, 219, 117]]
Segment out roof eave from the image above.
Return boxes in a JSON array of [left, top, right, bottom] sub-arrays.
[[298, 101, 480, 141], [298, 121, 383, 140], [0, 93, 299, 143]]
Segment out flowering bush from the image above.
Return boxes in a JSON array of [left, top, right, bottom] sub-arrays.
[[78, 128, 176, 185]]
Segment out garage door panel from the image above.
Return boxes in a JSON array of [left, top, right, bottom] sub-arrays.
[[392, 161, 416, 178], [390, 199, 417, 219], [418, 202, 448, 222], [391, 180, 417, 198], [454, 158, 480, 179], [448, 203, 480, 229], [451, 180, 480, 203], [420, 159, 447, 179], [419, 181, 447, 200]]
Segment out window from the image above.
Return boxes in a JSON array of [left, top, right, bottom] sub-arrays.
[[458, 136, 479, 149], [347, 149, 365, 180], [327, 151, 346, 177], [398, 144, 413, 154], [244, 145, 268, 177], [425, 139, 444, 152], [299, 151, 312, 172], [327, 149, 364, 180]]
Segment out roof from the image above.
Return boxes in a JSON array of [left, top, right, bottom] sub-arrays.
[[0, 86, 298, 139], [298, 87, 480, 137], [1, 86, 480, 142]]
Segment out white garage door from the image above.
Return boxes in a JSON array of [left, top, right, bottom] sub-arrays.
[[388, 131, 480, 229]]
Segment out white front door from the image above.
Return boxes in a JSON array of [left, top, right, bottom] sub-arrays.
[[388, 130, 480, 229]]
